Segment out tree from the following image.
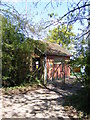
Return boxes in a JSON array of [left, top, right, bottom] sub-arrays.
[[85, 2, 90, 89], [42, 0, 90, 88], [46, 24, 75, 49], [43, 0, 90, 37], [2, 14, 46, 87], [2, 16, 30, 86], [1, 0, 90, 88]]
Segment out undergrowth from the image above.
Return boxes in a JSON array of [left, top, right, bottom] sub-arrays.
[[64, 87, 90, 118], [3, 78, 44, 93]]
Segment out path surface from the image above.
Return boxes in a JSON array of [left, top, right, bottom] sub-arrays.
[[1, 79, 81, 119]]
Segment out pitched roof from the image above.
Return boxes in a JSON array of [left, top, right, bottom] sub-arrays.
[[45, 42, 71, 56]]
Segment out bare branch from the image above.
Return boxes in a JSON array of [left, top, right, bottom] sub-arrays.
[[0, 2, 20, 16], [59, 3, 90, 20], [44, 1, 51, 9], [75, 30, 90, 40], [51, 0, 54, 9], [44, 3, 90, 29]]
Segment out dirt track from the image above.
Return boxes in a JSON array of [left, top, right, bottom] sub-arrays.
[[1, 79, 82, 119]]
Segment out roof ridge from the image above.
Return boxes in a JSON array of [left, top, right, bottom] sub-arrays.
[[39, 40, 71, 56]]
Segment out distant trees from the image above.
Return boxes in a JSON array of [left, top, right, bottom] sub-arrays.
[[46, 24, 75, 50]]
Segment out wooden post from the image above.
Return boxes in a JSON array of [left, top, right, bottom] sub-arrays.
[[62, 59, 65, 84], [43, 54, 47, 85], [63, 62, 65, 84]]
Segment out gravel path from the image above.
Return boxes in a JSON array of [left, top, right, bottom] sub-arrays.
[[1, 79, 81, 119]]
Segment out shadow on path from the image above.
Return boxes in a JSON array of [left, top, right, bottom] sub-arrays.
[[2, 78, 83, 118]]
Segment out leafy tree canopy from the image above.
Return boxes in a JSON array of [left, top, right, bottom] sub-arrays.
[[2, 14, 46, 87], [46, 24, 75, 50]]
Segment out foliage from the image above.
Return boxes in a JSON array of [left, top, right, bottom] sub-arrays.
[[43, 1, 90, 90], [2, 16, 29, 86], [84, 39, 90, 89], [85, 4, 90, 90], [1, 1, 90, 89], [45, 1, 90, 90], [3, 83, 42, 95], [70, 38, 87, 68], [64, 88, 90, 116], [2, 15, 46, 87], [46, 24, 75, 49], [68, 38, 89, 89]]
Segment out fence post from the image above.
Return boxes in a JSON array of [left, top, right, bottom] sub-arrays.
[[43, 54, 47, 85], [62, 60, 65, 84]]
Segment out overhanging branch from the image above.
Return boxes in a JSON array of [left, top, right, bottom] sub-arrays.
[[44, 3, 90, 29]]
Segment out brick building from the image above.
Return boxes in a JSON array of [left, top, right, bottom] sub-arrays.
[[32, 42, 71, 83]]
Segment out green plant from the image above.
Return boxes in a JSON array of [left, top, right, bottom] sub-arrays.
[[64, 88, 89, 116]]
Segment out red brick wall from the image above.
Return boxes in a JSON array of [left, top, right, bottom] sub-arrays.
[[46, 55, 70, 80]]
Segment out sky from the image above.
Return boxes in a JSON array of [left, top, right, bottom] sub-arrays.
[[1, 0, 88, 39], [3, 1, 69, 22]]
